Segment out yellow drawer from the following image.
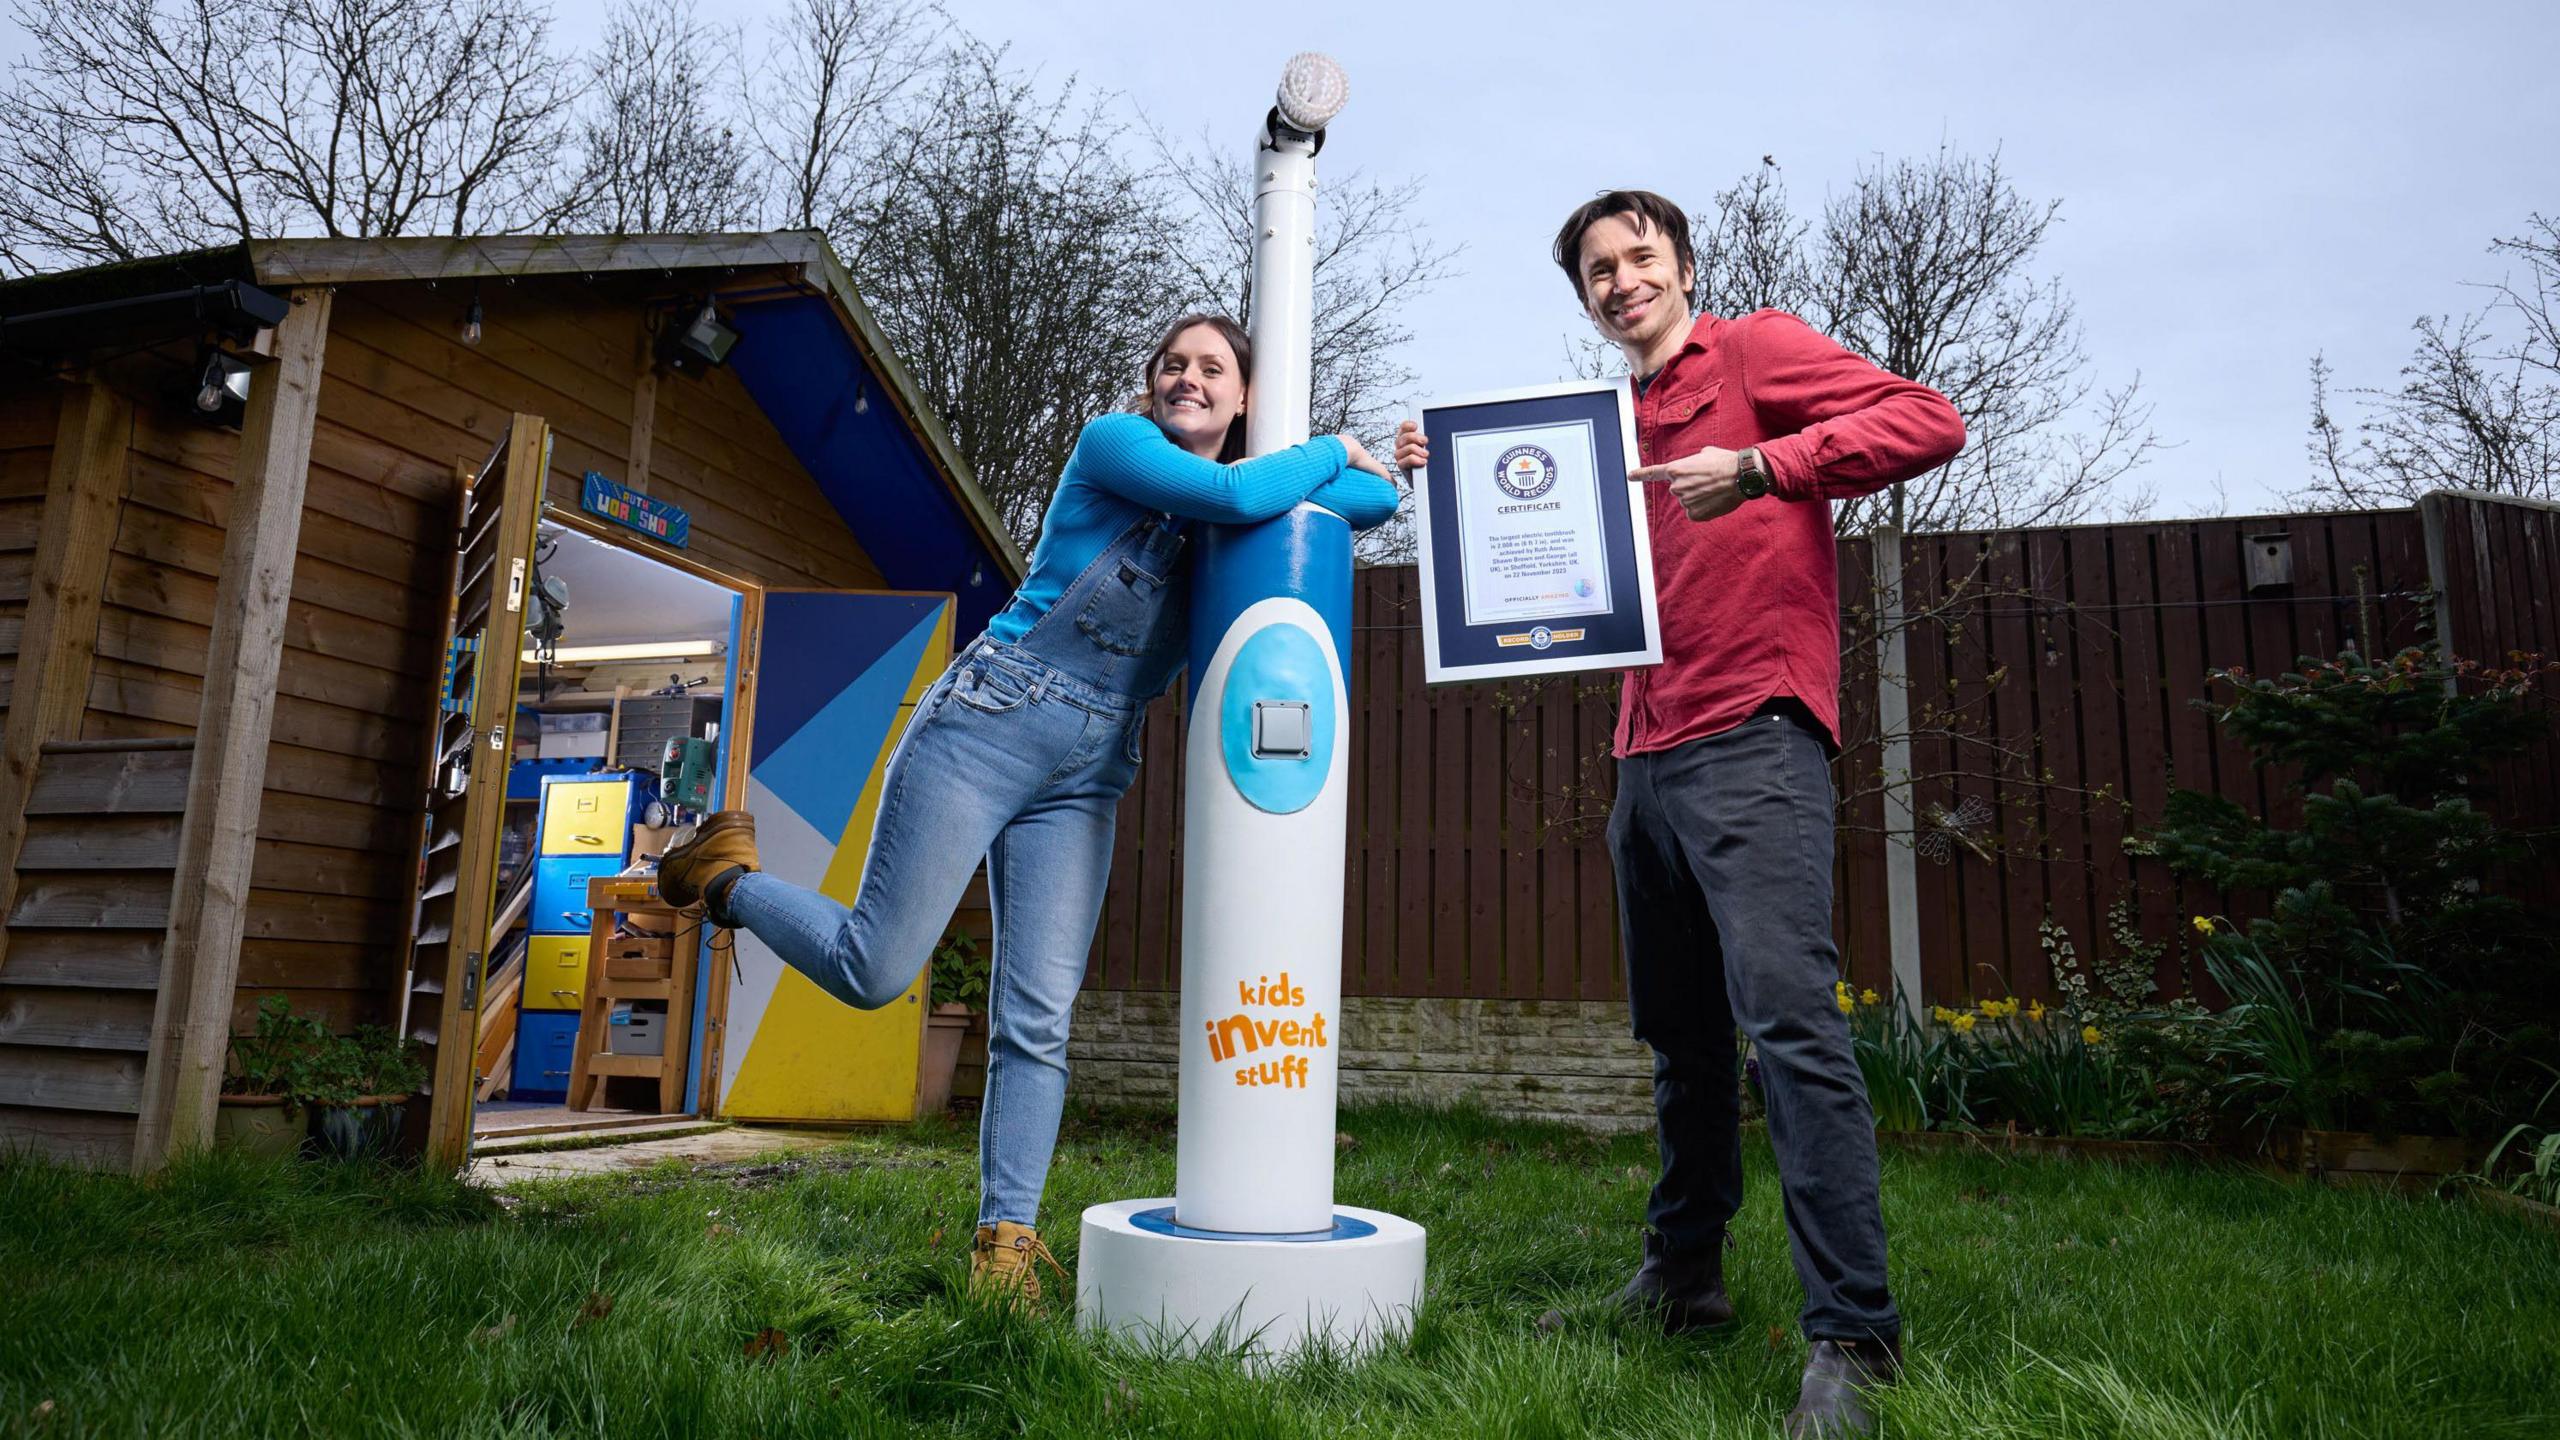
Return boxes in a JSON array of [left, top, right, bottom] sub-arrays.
[[539, 781, 630, 857], [524, 935, 591, 1010]]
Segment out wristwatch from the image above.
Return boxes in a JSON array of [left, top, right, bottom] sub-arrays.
[[1735, 446, 1773, 500]]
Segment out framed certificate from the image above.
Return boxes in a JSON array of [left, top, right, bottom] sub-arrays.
[[1411, 379, 1661, 684]]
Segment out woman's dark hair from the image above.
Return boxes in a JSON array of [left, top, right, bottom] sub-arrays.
[[1552, 190, 1697, 307], [1132, 313, 1254, 462]]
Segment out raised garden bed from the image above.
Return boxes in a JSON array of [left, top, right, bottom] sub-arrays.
[[2470, 1185, 2560, 1234], [1877, 1130, 2227, 1167], [2264, 1128, 2484, 1188]]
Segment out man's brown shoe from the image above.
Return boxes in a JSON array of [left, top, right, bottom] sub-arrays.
[[655, 810, 759, 913], [969, 1221, 1067, 1311]]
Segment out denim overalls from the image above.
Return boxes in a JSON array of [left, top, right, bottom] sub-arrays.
[[722, 513, 1188, 1226]]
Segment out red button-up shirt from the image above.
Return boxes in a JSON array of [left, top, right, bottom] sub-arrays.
[[1618, 310, 1966, 756]]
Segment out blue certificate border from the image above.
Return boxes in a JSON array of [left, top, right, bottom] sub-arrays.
[[1418, 384, 1653, 681]]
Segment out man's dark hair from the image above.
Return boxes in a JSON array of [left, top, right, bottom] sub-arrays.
[[1552, 190, 1696, 306]]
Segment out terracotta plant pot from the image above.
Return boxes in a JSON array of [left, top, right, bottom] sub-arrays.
[[215, 1095, 306, 1161], [917, 1004, 976, 1118], [307, 1095, 413, 1161]]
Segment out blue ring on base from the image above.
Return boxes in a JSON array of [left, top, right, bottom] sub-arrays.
[[1131, 1207, 1379, 1243]]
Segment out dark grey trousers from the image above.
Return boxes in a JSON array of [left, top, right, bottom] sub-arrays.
[[1608, 699, 1900, 1343]]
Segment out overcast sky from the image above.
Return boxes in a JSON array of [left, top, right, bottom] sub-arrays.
[[909, 0, 2559, 519], [10, 1, 2554, 517]]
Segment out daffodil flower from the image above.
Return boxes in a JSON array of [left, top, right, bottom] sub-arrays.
[[1859, 988, 1881, 1007], [2082, 1024, 2104, 1045], [1952, 1013, 1978, 1033], [2191, 915, 2214, 936]]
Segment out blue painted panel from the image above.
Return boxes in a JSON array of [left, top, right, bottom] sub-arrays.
[[755, 602, 943, 841], [724, 294, 1009, 638], [512, 1011, 579, 1102], [533, 855, 624, 934], [750, 591, 945, 768]]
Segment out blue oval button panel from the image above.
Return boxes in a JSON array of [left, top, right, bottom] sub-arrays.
[[1219, 621, 1336, 815]]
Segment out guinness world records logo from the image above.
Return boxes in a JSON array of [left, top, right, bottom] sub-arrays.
[[1493, 444, 1559, 500]]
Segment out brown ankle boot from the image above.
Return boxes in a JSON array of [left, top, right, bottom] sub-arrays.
[[655, 810, 759, 912], [969, 1221, 1066, 1310]]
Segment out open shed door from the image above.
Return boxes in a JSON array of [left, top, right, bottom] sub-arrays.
[[401, 416, 550, 1167], [717, 589, 952, 1123]]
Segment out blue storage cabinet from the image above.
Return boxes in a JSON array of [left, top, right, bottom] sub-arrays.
[[532, 854, 625, 934], [506, 770, 658, 1097], [512, 1011, 580, 1103], [508, 756, 600, 802]]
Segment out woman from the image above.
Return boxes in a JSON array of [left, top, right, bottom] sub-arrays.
[[655, 314, 1400, 1303]]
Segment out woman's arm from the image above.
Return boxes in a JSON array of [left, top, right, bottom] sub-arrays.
[[1305, 469, 1401, 530], [1071, 412, 1349, 524]]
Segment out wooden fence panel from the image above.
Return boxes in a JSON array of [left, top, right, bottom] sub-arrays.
[[1084, 503, 2531, 1006], [2430, 495, 2560, 889]]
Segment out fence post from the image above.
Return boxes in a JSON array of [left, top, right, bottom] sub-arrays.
[[1871, 527, 1926, 1019], [2417, 491, 2459, 696]]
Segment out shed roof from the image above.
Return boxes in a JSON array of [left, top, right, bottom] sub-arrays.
[[0, 231, 1024, 635]]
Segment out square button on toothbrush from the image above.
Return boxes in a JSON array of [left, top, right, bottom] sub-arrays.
[[1251, 700, 1312, 759]]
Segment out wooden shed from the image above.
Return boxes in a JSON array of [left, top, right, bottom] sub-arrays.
[[0, 233, 1023, 1172]]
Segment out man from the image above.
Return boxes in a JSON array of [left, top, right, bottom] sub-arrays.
[[1399, 190, 1962, 1438]]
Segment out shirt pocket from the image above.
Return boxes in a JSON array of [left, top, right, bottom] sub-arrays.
[[1654, 377, 1725, 427]]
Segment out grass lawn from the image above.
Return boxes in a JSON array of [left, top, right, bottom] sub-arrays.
[[4, 1105, 2555, 1438]]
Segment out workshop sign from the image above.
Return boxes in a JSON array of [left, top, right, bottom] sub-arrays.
[[582, 471, 690, 548]]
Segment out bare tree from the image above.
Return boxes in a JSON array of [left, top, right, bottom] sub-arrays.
[[2298, 216, 2560, 507], [748, 0, 938, 238], [551, 0, 758, 235], [1152, 130, 1458, 562], [0, 0, 574, 272], [1153, 133, 1458, 444], [1809, 151, 2159, 533], [1568, 152, 2159, 535], [836, 41, 1175, 546], [1692, 161, 1815, 320]]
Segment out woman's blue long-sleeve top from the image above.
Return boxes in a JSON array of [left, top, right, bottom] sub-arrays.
[[985, 413, 1400, 645]]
